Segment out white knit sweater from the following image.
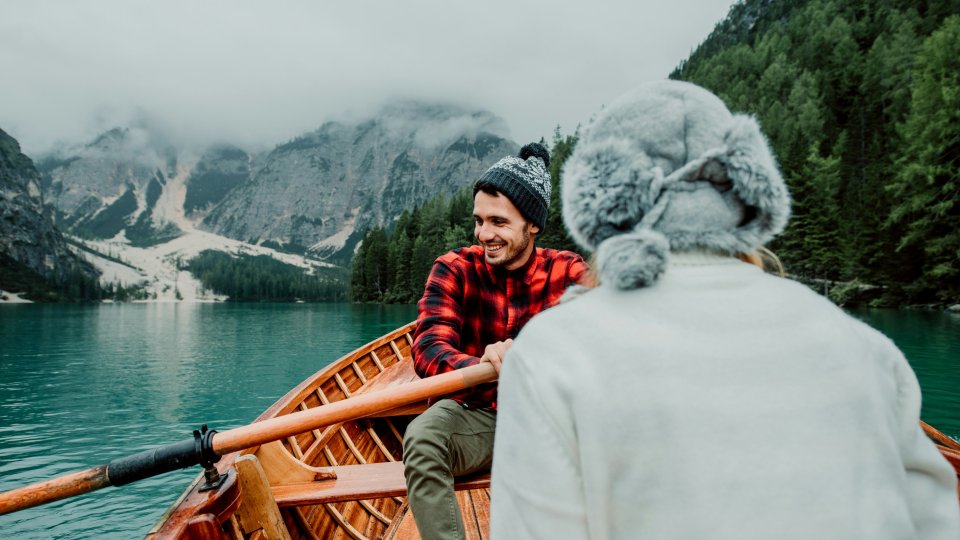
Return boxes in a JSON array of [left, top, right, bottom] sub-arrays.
[[490, 254, 959, 539]]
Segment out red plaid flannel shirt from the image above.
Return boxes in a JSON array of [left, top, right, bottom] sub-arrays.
[[412, 244, 588, 410]]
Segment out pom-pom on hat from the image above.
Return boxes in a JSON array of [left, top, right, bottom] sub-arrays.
[[562, 80, 791, 289], [475, 142, 552, 229]]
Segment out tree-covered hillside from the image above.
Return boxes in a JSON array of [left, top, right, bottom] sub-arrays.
[[185, 251, 348, 302], [672, 0, 960, 305]]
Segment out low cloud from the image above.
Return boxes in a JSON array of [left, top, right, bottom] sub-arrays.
[[0, 1, 735, 157]]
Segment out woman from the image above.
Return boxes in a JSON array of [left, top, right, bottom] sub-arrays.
[[489, 81, 959, 539]]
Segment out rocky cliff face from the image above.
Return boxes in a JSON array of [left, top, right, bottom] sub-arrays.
[[34, 101, 516, 263], [0, 128, 96, 284], [184, 144, 253, 218], [38, 127, 182, 246], [200, 101, 515, 260]]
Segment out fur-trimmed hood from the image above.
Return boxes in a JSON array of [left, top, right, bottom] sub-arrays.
[[561, 80, 791, 289]]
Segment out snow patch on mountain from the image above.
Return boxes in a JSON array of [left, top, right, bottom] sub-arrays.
[[152, 157, 197, 228], [309, 206, 361, 253], [73, 164, 335, 303], [74, 228, 334, 302]]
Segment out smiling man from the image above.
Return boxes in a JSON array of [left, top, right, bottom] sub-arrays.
[[402, 142, 588, 540]]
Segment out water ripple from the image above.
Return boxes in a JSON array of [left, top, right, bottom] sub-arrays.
[[0, 303, 416, 538]]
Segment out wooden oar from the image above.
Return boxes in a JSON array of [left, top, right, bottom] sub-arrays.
[[0, 362, 497, 516]]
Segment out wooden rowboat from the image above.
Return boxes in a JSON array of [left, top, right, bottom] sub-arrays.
[[144, 321, 960, 539], [147, 321, 492, 539]]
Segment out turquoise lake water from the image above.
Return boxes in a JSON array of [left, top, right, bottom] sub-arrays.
[[0, 303, 957, 538]]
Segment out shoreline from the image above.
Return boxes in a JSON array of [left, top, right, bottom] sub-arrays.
[[3, 293, 957, 314]]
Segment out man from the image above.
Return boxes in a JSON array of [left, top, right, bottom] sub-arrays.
[[402, 142, 589, 540]]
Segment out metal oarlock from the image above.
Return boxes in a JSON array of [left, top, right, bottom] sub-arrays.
[[195, 424, 227, 491]]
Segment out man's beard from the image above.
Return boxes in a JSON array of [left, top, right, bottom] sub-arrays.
[[485, 227, 531, 268]]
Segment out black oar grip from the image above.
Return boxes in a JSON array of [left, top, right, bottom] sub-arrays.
[[106, 425, 221, 486], [106, 438, 198, 486]]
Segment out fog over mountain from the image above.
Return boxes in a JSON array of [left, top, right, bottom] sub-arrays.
[[0, 1, 737, 156], [0, 100, 505, 300]]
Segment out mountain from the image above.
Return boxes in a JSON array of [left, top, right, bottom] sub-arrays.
[[202, 101, 515, 262], [3, 101, 517, 301], [38, 126, 183, 247], [0, 128, 99, 300], [38, 101, 515, 265]]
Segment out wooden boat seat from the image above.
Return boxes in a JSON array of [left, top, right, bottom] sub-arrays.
[[271, 461, 490, 507]]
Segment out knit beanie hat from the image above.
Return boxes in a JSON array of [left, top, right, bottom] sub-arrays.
[[562, 80, 791, 289], [475, 143, 552, 229]]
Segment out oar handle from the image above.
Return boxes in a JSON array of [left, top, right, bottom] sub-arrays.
[[0, 362, 498, 516], [213, 362, 497, 454]]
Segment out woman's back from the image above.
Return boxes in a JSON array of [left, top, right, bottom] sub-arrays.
[[491, 256, 959, 539]]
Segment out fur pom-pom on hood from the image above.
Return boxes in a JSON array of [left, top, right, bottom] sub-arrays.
[[561, 80, 791, 289]]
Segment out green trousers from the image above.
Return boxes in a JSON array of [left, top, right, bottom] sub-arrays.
[[402, 399, 497, 540]]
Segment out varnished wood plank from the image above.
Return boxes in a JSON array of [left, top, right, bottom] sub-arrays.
[[369, 350, 385, 372], [366, 427, 397, 462], [323, 503, 369, 540], [334, 373, 353, 398], [286, 436, 304, 460], [320, 379, 345, 403], [228, 516, 243, 539], [362, 499, 391, 526], [298, 402, 325, 443], [381, 501, 418, 540], [459, 490, 481, 540], [272, 462, 490, 507], [323, 447, 339, 467], [254, 441, 335, 486], [290, 507, 324, 540], [388, 340, 405, 364], [326, 428, 356, 467], [339, 365, 363, 394], [341, 499, 383, 540], [339, 427, 367, 465], [233, 455, 293, 540], [472, 489, 491, 540], [385, 419, 405, 446], [184, 513, 226, 539], [351, 362, 368, 385]]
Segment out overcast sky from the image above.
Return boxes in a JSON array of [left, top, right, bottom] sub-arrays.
[[1, 1, 736, 156]]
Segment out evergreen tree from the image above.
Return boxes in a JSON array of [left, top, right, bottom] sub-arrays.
[[351, 239, 369, 300], [887, 15, 960, 301], [538, 128, 581, 254], [362, 227, 389, 302]]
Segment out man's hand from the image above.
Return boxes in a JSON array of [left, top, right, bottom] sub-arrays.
[[479, 339, 513, 374]]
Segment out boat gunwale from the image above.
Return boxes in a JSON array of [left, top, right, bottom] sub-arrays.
[[148, 320, 417, 539], [253, 321, 417, 424]]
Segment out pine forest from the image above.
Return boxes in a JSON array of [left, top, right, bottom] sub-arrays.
[[353, 0, 960, 307]]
